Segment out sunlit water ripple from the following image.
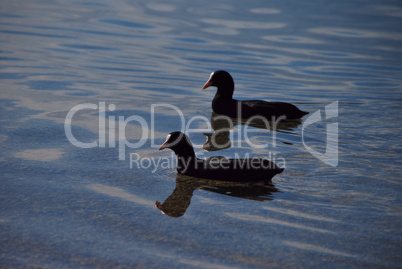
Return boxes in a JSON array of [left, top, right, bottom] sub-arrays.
[[1, 0, 401, 268]]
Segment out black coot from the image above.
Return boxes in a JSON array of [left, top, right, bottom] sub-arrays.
[[203, 70, 308, 119], [159, 132, 284, 183]]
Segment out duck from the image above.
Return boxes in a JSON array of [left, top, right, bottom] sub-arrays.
[[203, 70, 308, 120], [159, 131, 284, 183]]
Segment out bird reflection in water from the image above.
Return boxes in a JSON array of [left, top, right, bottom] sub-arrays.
[[202, 112, 304, 152], [156, 174, 278, 218]]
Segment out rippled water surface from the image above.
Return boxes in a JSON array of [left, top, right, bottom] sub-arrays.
[[1, 0, 402, 268]]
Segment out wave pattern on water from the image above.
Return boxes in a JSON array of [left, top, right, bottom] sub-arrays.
[[0, 0, 401, 268]]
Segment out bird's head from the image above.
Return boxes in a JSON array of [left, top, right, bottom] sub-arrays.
[[159, 132, 194, 156], [202, 70, 235, 97]]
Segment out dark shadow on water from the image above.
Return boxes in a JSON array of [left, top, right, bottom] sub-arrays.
[[203, 112, 303, 152], [155, 174, 278, 218]]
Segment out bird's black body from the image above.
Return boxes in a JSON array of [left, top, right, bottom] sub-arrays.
[[160, 132, 284, 183], [203, 70, 308, 120]]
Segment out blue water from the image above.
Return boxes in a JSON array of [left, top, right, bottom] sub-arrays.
[[1, 0, 401, 268]]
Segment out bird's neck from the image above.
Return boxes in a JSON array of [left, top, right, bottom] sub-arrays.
[[172, 147, 197, 174], [212, 88, 237, 115], [174, 150, 196, 160], [215, 83, 234, 100]]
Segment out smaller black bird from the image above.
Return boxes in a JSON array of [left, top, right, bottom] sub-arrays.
[[203, 70, 308, 120], [159, 132, 284, 183]]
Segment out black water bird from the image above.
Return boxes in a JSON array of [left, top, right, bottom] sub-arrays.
[[203, 70, 308, 119], [159, 132, 284, 183]]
